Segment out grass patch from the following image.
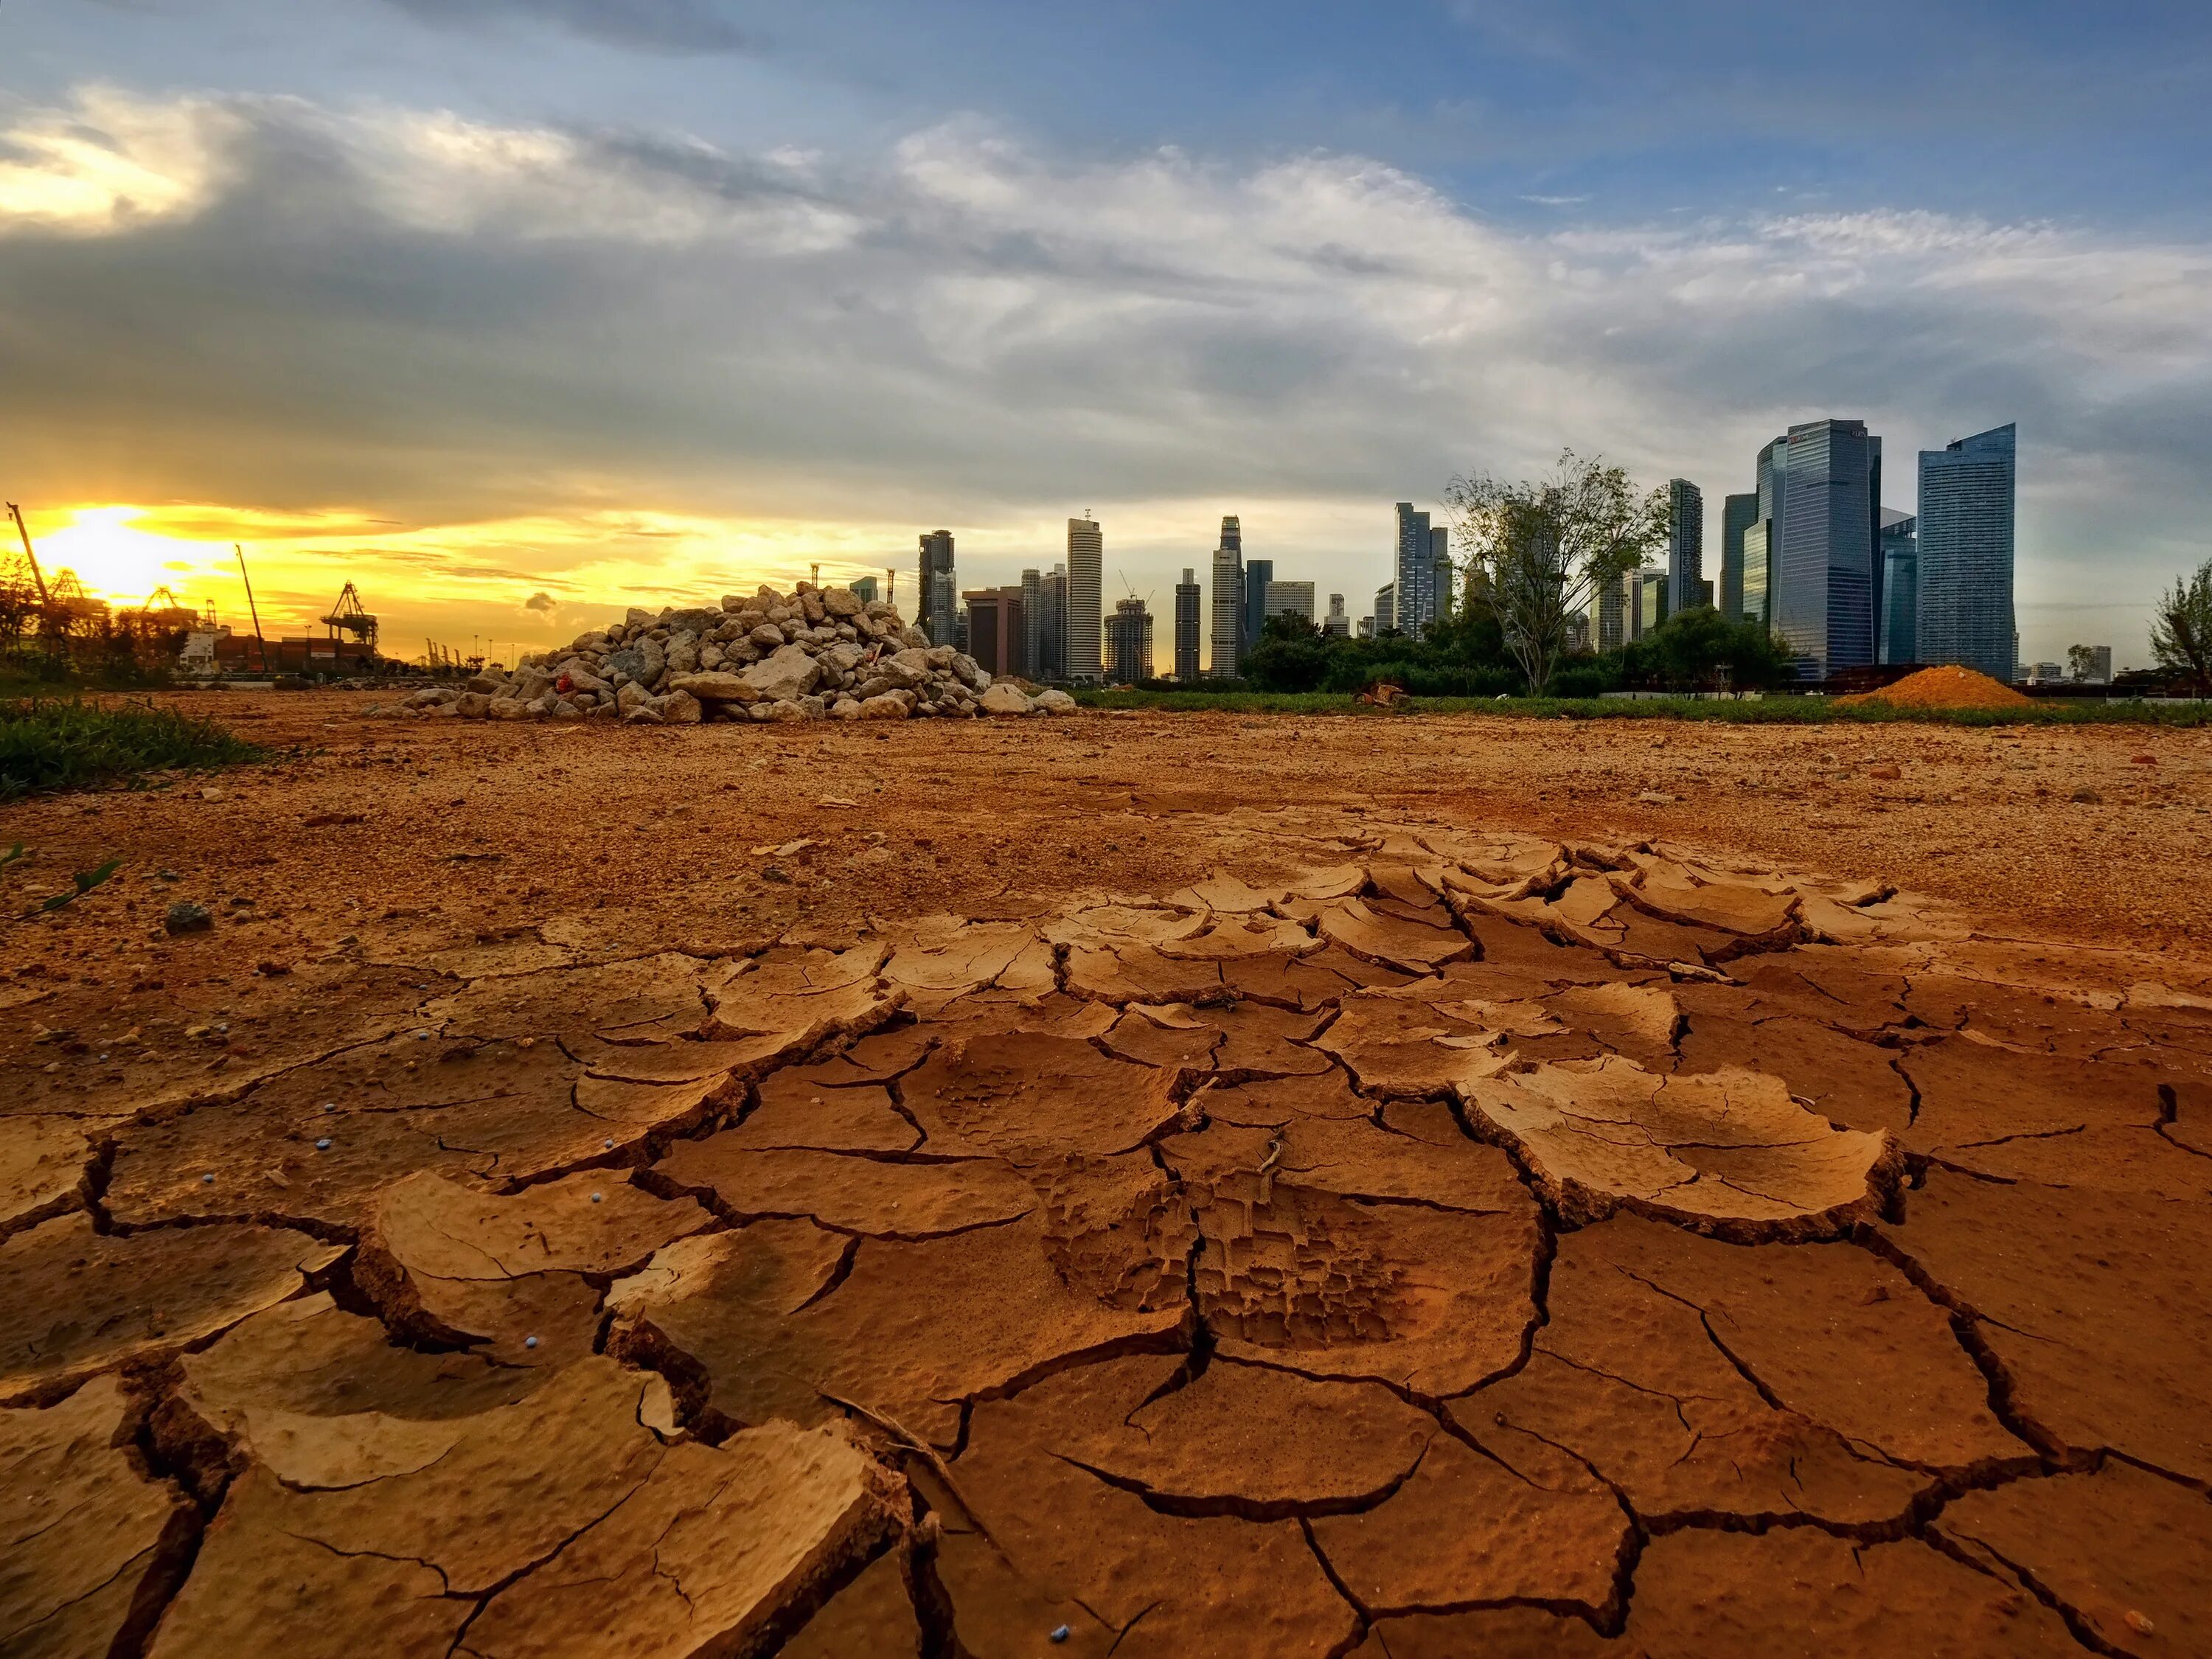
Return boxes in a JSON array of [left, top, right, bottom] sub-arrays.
[[1072, 689, 2212, 726], [0, 698, 265, 799]]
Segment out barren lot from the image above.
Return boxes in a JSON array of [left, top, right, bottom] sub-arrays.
[[4, 693, 2212, 1658]]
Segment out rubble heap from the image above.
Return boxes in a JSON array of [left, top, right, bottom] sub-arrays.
[[396, 584, 1078, 724]]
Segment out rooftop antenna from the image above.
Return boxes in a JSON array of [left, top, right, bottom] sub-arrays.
[[234, 545, 271, 675], [7, 503, 51, 604]]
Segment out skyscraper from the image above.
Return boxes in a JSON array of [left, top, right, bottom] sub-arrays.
[[917, 530, 956, 647], [1020, 568, 1043, 676], [1430, 524, 1454, 627], [1630, 568, 1668, 641], [1667, 480, 1705, 615], [1597, 575, 1627, 652], [1242, 557, 1274, 653], [1375, 582, 1396, 636], [1742, 521, 1772, 630], [1324, 593, 1349, 638], [1719, 493, 1757, 623], [1775, 420, 1881, 678], [1208, 515, 1243, 678], [962, 586, 1027, 679], [1265, 580, 1315, 624], [1916, 423, 2017, 684], [1105, 597, 1153, 684], [1394, 503, 1436, 640], [1033, 565, 1068, 681], [1065, 515, 1104, 683], [1173, 568, 1201, 681], [1878, 511, 1918, 665], [852, 575, 880, 607]]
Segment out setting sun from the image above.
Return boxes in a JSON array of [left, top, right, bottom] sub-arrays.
[[25, 505, 212, 606]]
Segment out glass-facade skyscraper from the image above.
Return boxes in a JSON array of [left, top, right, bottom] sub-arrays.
[[1916, 424, 2016, 684], [1242, 557, 1274, 653], [1173, 568, 1201, 681], [1208, 515, 1243, 678], [1394, 502, 1436, 641], [1719, 493, 1757, 623], [1065, 515, 1104, 683], [1775, 419, 1881, 678], [917, 529, 956, 646], [1878, 512, 1919, 666], [1666, 479, 1705, 615]]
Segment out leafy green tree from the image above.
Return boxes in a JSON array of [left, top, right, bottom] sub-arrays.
[[1444, 451, 1668, 696], [2151, 557, 2212, 695], [1621, 605, 1797, 692]]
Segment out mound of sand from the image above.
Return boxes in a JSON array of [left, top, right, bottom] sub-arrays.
[[1837, 665, 2033, 712]]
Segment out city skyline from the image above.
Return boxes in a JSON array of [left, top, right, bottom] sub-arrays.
[[2, 7, 2205, 669]]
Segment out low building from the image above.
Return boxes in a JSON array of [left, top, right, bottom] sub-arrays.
[[963, 586, 1028, 680]]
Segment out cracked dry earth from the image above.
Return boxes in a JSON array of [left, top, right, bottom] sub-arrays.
[[8, 810, 2212, 1658]]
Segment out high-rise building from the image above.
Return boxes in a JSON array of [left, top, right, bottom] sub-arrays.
[[1596, 576, 1628, 652], [1878, 511, 1919, 666], [1208, 515, 1244, 678], [962, 586, 1027, 680], [2083, 645, 2112, 684], [1032, 565, 1068, 681], [1667, 480, 1705, 615], [1775, 419, 1881, 678], [852, 575, 880, 607], [1265, 580, 1315, 625], [1323, 593, 1349, 639], [1105, 597, 1153, 685], [1356, 615, 1376, 641], [1020, 568, 1043, 675], [1742, 521, 1772, 630], [1394, 504, 1436, 640], [1173, 568, 1201, 681], [1719, 493, 1757, 623], [1375, 581, 1397, 636], [1430, 524, 1454, 627], [1630, 568, 1668, 641], [1916, 423, 2017, 685], [1065, 515, 1104, 683], [1242, 557, 1274, 652], [917, 530, 956, 646]]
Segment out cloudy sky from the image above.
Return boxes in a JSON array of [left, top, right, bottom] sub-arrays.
[[3, 1, 2208, 667]]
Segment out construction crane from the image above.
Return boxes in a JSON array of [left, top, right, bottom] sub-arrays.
[[5, 502, 49, 605], [321, 581, 379, 656]]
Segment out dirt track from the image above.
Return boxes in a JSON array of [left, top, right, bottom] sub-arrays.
[[5, 692, 2212, 1658]]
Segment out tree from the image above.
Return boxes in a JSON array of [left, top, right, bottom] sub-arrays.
[[1445, 451, 1669, 697], [2150, 557, 2212, 695], [2066, 643, 2096, 683], [1621, 605, 1796, 692]]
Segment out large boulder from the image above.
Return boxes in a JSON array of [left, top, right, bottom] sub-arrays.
[[660, 689, 703, 725], [858, 694, 910, 720], [1036, 689, 1079, 716], [740, 644, 823, 703], [978, 681, 1035, 717], [667, 671, 758, 704]]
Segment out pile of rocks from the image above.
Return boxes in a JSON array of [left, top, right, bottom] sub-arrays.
[[391, 584, 1078, 724]]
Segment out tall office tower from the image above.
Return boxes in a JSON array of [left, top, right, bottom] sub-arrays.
[[1173, 567, 1201, 681], [1666, 480, 1705, 615], [1878, 511, 1919, 665], [1020, 568, 1043, 676], [1265, 580, 1317, 625], [1356, 615, 1376, 641], [1105, 597, 1154, 684], [961, 586, 1027, 679], [1324, 593, 1349, 639], [1916, 423, 2017, 684], [1776, 419, 1881, 678], [1596, 575, 1627, 652], [1630, 568, 1669, 641], [1719, 493, 1757, 623], [1430, 524, 1454, 626], [1065, 515, 1104, 683], [1394, 503, 1436, 640], [1208, 515, 1244, 678], [1033, 565, 1068, 681], [852, 575, 880, 607], [1375, 582, 1397, 635], [1242, 557, 1275, 652], [917, 531, 956, 644]]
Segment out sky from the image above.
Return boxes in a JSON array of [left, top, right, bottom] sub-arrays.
[[3, 0, 2210, 669]]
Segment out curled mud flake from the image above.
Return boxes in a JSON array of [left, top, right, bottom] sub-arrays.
[[1, 1212, 341, 1405], [1, 1377, 195, 1659], [1312, 985, 1528, 1098], [880, 917, 1055, 1016], [1281, 895, 1473, 975], [1459, 1055, 1898, 1239], [703, 943, 908, 1054], [1676, 1011, 1916, 1138], [1543, 980, 1683, 1068], [1933, 1460, 2212, 1659], [1161, 869, 1292, 914]]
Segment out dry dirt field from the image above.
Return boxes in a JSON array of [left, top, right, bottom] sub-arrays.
[[5, 691, 2212, 1658]]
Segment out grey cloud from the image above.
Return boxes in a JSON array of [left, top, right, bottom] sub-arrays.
[[376, 0, 745, 53]]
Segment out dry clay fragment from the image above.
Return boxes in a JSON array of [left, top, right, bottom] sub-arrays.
[[0, 1117, 93, 1239], [356, 1172, 713, 1364], [150, 1358, 899, 1659], [653, 1138, 1038, 1238], [1286, 895, 1474, 974], [428, 952, 716, 1042], [610, 1207, 1187, 1448], [1, 1377, 194, 1659], [1165, 1121, 1539, 1396], [706, 943, 908, 1056], [1471, 1215, 2025, 1528], [897, 1030, 1183, 1166], [1877, 1168, 2212, 1481], [1, 1212, 340, 1405], [936, 1356, 1359, 1659], [1461, 1054, 1896, 1239], [1677, 1009, 1915, 1138], [880, 917, 1055, 1015], [1933, 1460, 2212, 1659], [779, 1547, 922, 1659], [1312, 984, 1536, 1096], [722, 1073, 920, 1154]]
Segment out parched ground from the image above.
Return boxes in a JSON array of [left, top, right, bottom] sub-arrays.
[[4, 692, 2212, 1658]]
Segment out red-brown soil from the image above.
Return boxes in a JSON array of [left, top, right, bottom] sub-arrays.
[[4, 692, 2212, 1657]]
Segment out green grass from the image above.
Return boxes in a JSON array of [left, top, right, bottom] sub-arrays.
[[1073, 689, 2212, 726], [0, 698, 265, 799]]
